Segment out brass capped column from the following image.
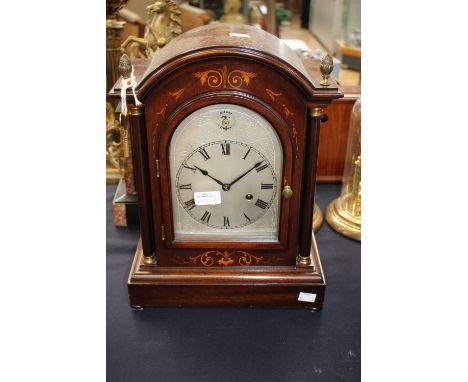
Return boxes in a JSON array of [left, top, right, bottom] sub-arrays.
[[297, 106, 324, 268], [310, 107, 324, 234], [128, 105, 156, 265]]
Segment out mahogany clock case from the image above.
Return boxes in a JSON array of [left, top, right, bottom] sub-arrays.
[[151, 65, 305, 265], [110, 24, 343, 309]]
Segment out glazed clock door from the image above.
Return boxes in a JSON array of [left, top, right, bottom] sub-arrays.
[[168, 104, 282, 243], [157, 98, 300, 265]]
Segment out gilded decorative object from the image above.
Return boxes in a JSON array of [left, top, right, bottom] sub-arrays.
[[116, 0, 182, 196], [313, 203, 323, 232], [193, 65, 257, 89], [106, 0, 128, 184], [107, 0, 129, 18], [326, 97, 361, 241], [121, 0, 182, 59], [249, 5, 263, 27], [220, 0, 244, 24], [320, 54, 334, 86], [106, 101, 123, 182], [111, 53, 138, 196], [107, 20, 126, 93]]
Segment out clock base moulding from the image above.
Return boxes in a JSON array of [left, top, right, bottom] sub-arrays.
[[127, 233, 326, 310]]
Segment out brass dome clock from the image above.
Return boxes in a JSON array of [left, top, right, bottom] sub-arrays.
[[111, 24, 342, 309]]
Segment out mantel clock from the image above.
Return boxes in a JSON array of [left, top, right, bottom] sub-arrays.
[[110, 24, 342, 309]]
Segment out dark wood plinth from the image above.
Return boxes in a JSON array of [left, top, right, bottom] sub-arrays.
[[128, 234, 326, 309]]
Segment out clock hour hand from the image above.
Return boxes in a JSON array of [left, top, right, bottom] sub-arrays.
[[194, 165, 228, 189], [228, 161, 264, 188]]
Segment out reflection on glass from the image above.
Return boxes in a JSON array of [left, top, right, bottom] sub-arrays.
[[325, 97, 361, 241]]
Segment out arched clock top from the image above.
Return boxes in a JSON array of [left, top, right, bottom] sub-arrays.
[[112, 24, 342, 102], [143, 23, 308, 77]]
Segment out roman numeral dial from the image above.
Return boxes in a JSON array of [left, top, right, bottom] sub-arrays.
[[198, 147, 210, 161], [255, 163, 269, 173], [255, 199, 269, 209], [184, 199, 196, 210], [177, 184, 192, 190], [221, 143, 230, 155], [169, 104, 285, 242], [175, 140, 278, 229], [201, 211, 211, 224]]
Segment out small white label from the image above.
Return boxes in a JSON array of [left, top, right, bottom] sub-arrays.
[[298, 292, 317, 303], [194, 191, 221, 206]]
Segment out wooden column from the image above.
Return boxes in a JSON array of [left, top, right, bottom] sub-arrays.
[[128, 105, 155, 264], [298, 107, 323, 266]]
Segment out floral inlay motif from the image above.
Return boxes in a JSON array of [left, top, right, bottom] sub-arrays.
[[171, 250, 263, 266], [193, 65, 257, 89]]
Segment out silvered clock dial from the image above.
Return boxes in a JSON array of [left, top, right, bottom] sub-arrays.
[[169, 104, 283, 242]]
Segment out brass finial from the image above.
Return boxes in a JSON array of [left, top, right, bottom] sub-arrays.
[[119, 53, 132, 79], [320, 54, 334, 86]]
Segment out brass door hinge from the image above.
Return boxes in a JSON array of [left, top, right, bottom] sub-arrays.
[[161, 225, 165, 241], [156, 159, 160, 178]]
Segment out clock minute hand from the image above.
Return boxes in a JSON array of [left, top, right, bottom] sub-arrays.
[[228, 161, 264, 188], [194, 165, 226, 188]]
